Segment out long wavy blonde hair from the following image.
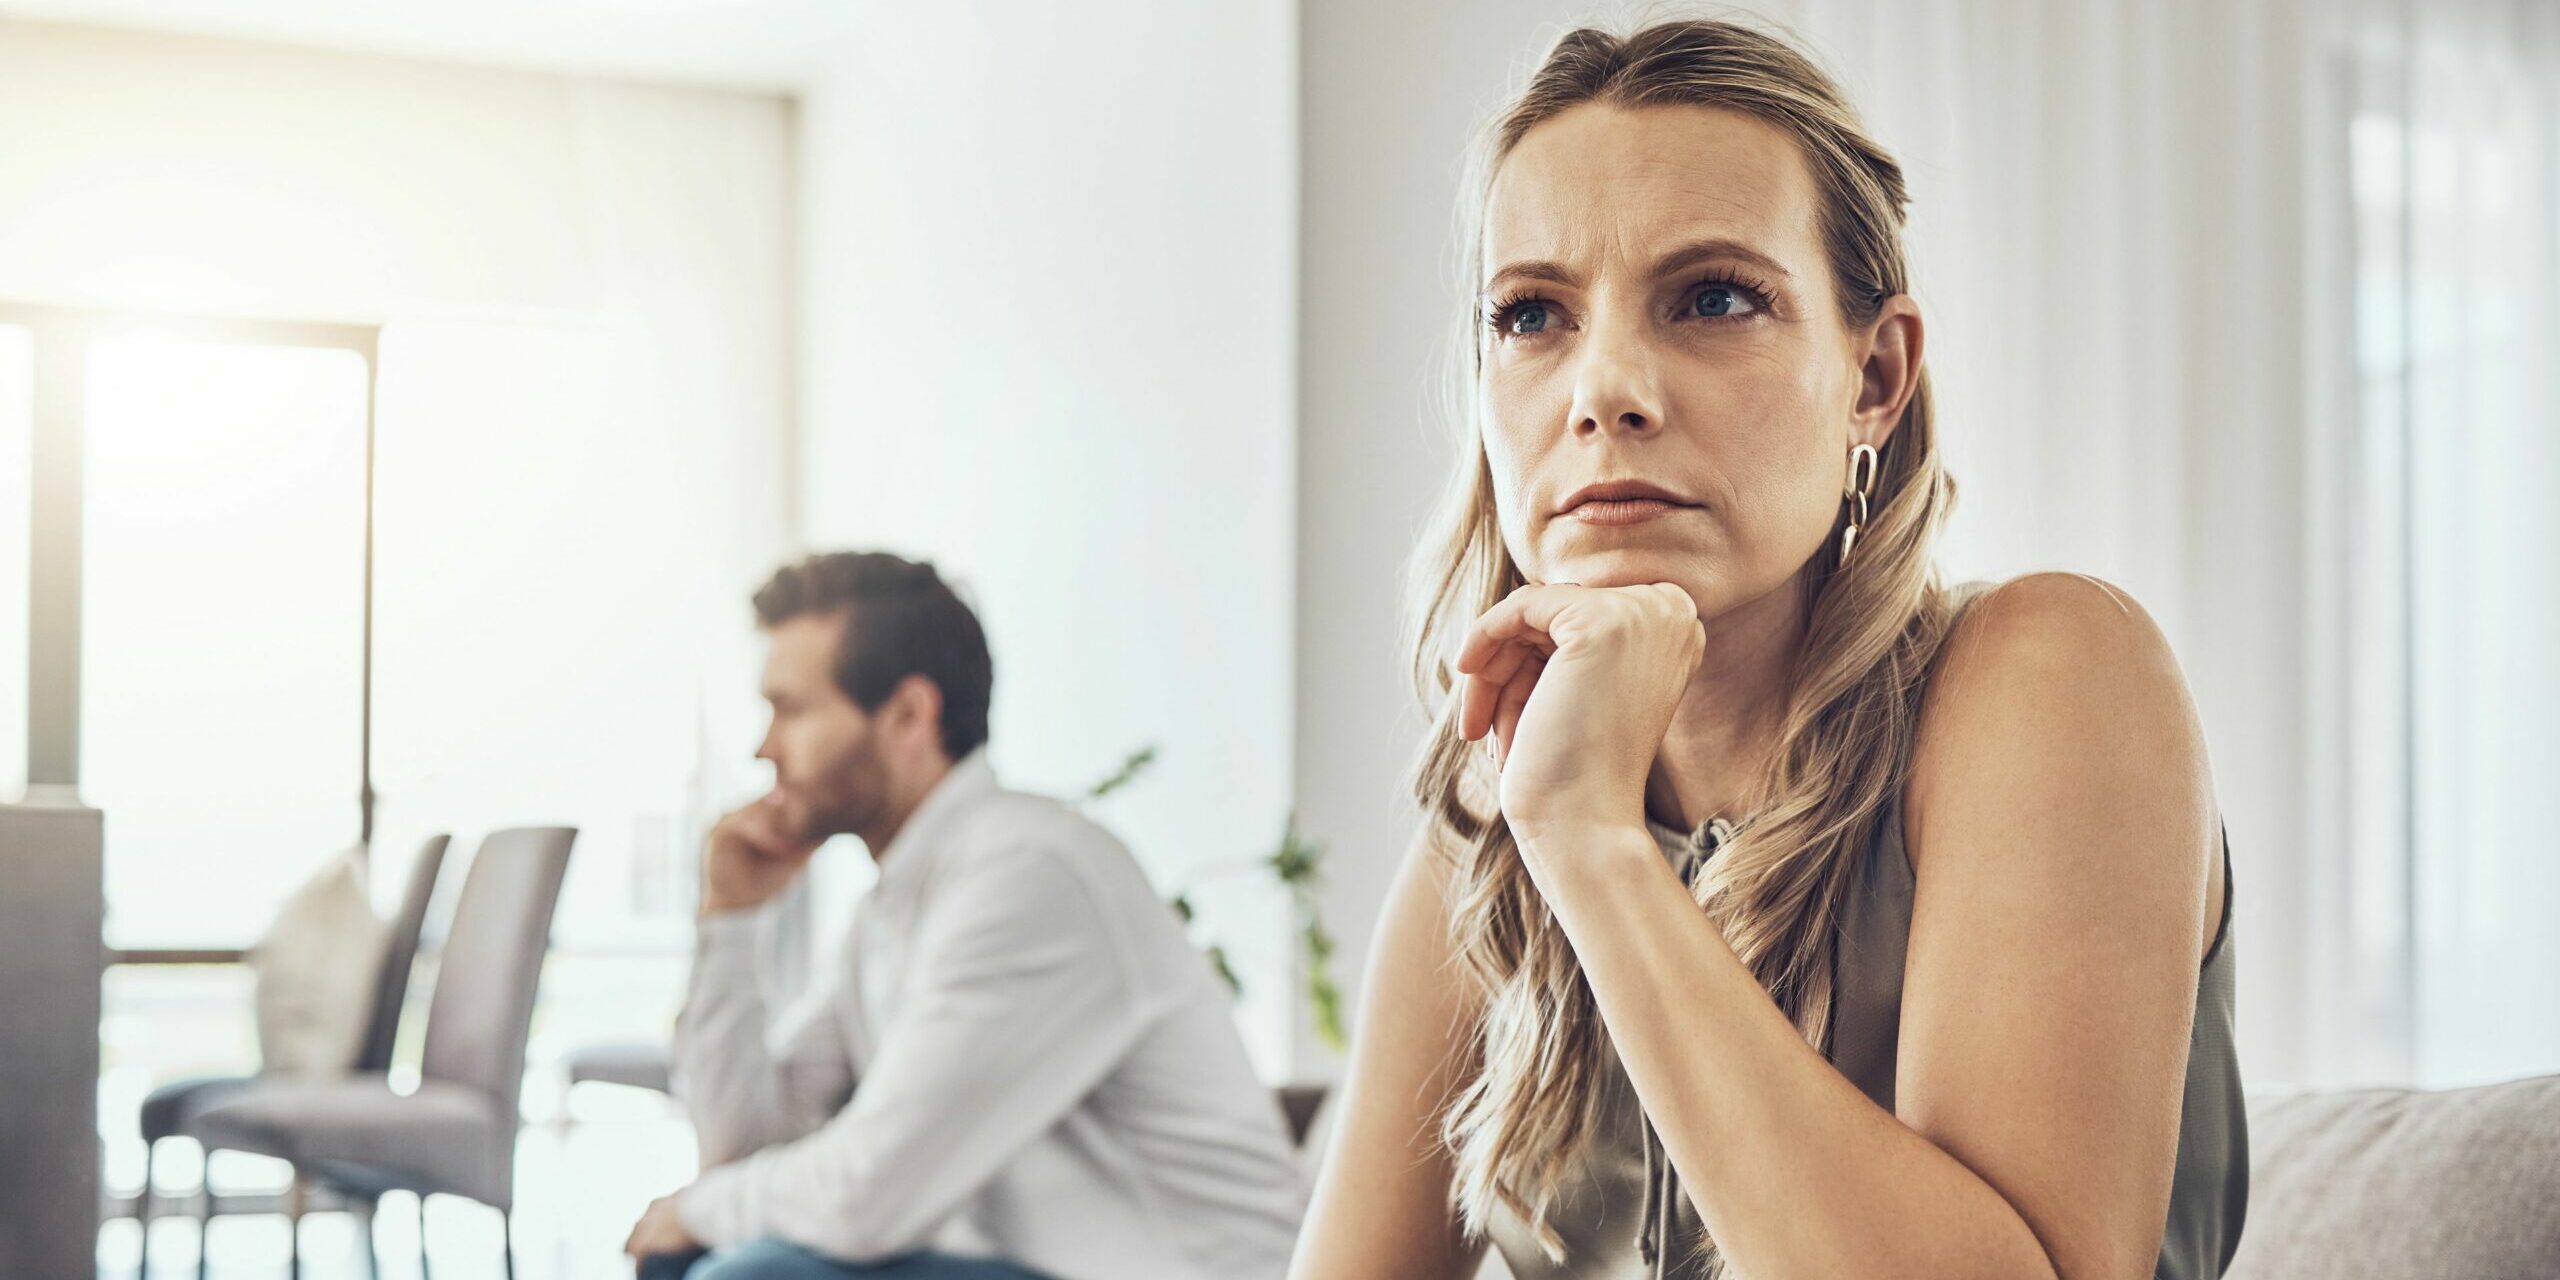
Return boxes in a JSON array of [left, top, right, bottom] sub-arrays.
[[1408, 18, 1965, 1264]]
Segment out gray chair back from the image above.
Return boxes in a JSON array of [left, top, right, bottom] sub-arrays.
[[419, 827, 575, 1111], [355, 834, 451, 1074]]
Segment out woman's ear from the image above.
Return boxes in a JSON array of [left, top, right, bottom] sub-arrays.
[[1853, 295, 1926, 448]]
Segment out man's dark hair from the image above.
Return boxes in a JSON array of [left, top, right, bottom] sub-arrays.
[[752, 551, 993, 759]]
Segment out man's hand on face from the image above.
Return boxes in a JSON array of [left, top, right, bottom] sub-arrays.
[[700, 792, 825, 918], [623, 1192, 700, 1260]]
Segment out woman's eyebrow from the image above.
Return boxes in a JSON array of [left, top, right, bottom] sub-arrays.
[[1481, 257, 1578, 297], [1652, 236, 1795, 283], [1482, 237, 1796, 296]]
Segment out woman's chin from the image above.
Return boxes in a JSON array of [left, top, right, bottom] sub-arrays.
[[1538, 549, 1708, 592]]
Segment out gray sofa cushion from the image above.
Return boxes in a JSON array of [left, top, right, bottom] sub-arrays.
[[2228, 1074, 2560, 1279]]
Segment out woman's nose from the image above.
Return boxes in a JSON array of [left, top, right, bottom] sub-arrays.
[[1566, 316, 1665, 438]]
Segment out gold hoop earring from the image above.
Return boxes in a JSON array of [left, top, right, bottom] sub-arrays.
[[1839, 442, 1879, 563]]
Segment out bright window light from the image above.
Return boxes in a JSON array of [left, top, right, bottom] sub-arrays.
[[79, 335, 369, 948]]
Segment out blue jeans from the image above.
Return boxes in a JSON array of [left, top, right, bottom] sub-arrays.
[[636, 1239, 1054, 1280]]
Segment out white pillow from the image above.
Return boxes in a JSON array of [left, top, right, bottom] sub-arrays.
[[251, 845, 391, 1077]]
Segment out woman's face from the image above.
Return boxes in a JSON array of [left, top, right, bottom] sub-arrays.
[[1477, 102, 1910, 615]]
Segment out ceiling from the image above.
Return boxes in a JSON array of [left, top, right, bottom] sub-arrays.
[[0, 0, 868, 92]]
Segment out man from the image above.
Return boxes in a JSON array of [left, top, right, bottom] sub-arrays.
[[625, 552, 1304, 1280]]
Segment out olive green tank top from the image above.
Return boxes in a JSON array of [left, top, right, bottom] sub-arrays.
[[1484, 796, 2248, 1280]]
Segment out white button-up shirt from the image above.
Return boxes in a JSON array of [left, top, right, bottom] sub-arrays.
[[672, 749, 1305, 1280]]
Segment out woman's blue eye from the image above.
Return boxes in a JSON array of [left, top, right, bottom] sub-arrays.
[[1692, 284, 1757, 318], [1510, 302, 1552, 334]]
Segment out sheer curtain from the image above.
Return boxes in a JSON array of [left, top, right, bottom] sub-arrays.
[[1715, 0, 2560, 1088], [2313, 0, 2560, 1088]]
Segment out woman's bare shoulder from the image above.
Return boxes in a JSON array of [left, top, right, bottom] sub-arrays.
[[1921, 572, 2188, 725], [1905, 571, 2221, 952]]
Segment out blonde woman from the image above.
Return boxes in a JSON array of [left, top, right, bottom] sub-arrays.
[[1291, 20, 2243, 1280]]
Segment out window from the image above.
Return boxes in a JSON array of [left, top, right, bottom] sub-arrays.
[[6, 307, 741, 957], [34, 307, 756, 1237], [80, 335, 370, 947]]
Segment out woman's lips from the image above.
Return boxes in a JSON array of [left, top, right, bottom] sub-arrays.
[[1564, 497, 1694, 526]]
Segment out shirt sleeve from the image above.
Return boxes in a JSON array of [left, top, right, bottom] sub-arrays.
[[675, 847, 1154, 1260], [671, 908, 858, 1169]]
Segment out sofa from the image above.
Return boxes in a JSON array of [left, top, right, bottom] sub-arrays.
[[2226, 1074, 2560, 1278], [590, 1042, 2560, 1276], [1288, 1073, 2560, 1279]]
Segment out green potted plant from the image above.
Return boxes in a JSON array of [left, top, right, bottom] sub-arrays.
[[1084, 747, 1345, 1053]]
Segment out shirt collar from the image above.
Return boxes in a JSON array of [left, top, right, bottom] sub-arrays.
[[872, 746, 999, 889]]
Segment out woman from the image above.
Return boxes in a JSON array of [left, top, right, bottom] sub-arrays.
[[1290, 19, 2243, 1280]]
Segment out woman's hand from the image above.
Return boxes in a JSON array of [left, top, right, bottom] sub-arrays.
[[1454, 581, 1704, 850]]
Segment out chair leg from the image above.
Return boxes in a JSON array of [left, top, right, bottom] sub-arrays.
[[500, 1209, 514, 1280], [138, 1139, 155, 1280], [416, 1193, 430, 1280], [285, 1173, 304, 1280], [354, 1197, 379, 1280], [198, 1185, 216, 1280]]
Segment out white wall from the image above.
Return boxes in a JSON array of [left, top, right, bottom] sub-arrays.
[[1296, 0, 2324, 1086], [792, 1, 1302, 1074]]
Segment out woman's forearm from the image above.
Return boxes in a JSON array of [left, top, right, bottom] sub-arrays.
[[1520, 824, 2062, 1280]]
